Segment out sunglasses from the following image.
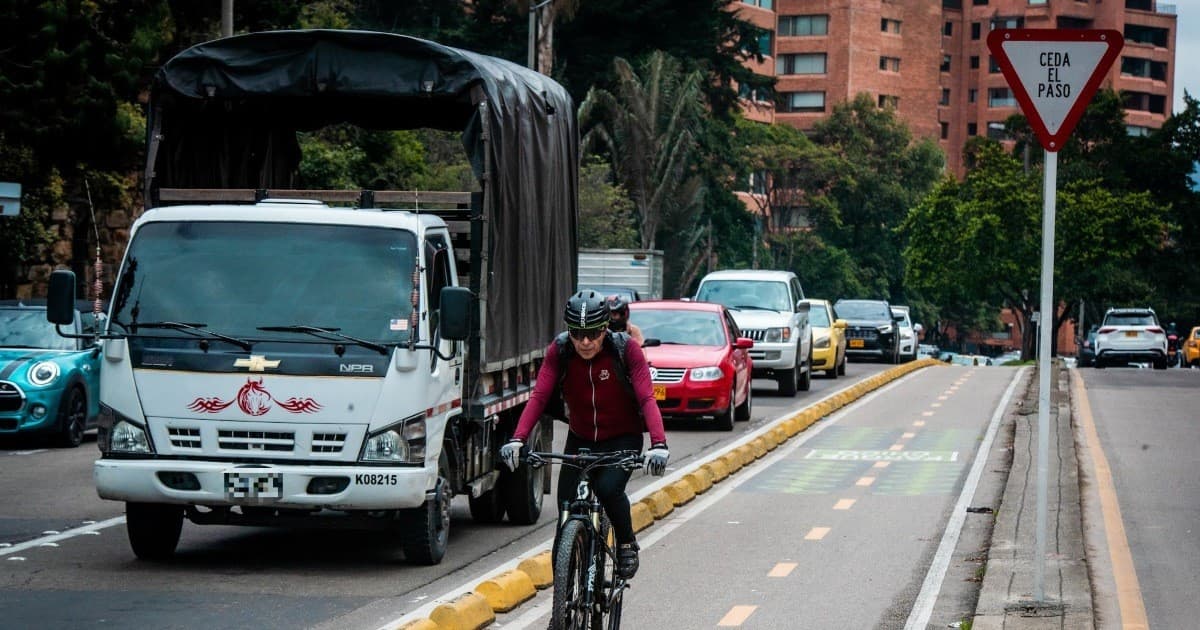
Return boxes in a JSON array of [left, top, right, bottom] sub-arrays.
[[568, 327, 606, 341]]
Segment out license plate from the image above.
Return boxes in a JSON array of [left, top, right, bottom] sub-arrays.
[[1124, 331, 1138, 338], [653, 385, 667, 400], [850, 339, 865, 348], [224, 471, 282, 500]]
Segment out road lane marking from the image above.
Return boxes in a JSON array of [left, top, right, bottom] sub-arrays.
[[914, 420, 926, 426], [931, 402, 942, 407], [718, 605, 757, 626], [922, 411, 934, 416], [902, 432, 915, 439], [938, 395, 949, 400], [873, 461, 890, 469], [833, 499, 856, 510], [856, 476, 875, 486], [903, 367, 1025, 630], [888, 444, 904, 451], [768, 562, 797, 577], [804, 527, 830, 540], [1072, 369, 1149, 629], [0, 516, 126, 556]]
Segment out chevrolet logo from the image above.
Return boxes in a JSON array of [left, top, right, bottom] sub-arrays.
[[234, 355, 281, 372]]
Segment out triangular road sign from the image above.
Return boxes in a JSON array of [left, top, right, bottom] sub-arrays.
[[987, 29, 1123, 152]]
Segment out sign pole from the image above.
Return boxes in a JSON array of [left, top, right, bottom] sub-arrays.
[[1035, 149, 1057, 602]]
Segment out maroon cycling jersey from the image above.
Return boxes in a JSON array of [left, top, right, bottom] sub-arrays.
[[513, 337, 666, 445]]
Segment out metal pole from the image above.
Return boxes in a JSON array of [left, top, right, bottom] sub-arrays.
[[1035, 149, 1057, 602], [527, 5, 536, 70], [221, 0, 233, 37]]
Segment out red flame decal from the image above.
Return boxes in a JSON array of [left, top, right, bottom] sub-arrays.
[[187, 378, 322, 415]]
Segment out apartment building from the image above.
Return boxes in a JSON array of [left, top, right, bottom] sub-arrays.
[[734, 0, 1178, 174]]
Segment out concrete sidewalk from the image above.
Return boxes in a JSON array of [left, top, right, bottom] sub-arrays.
[[971, 365, 1094, 629]]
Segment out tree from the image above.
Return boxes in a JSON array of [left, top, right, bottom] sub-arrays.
[[577, 158, 638, 249]]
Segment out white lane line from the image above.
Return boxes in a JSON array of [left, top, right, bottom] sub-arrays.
[[0, 516, 126, 556], [903, 367, 1026, 630]]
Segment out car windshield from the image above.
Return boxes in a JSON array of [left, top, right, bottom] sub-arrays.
[[110, 221, 418, 344], [892, 310, 911, 327], [630, 309, 726, 347], [808, 306, 830, 327], [0, 308, 76, 350], [1104, 312, 1157, 326], [696, 280, 791, 311], [836, 301, 890, 320]]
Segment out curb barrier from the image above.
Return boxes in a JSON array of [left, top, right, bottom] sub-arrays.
[[394, 359, 943, 629], [474, 569, 536, 612]]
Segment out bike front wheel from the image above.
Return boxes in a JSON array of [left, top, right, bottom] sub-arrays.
[[551, 518, 593, 630]]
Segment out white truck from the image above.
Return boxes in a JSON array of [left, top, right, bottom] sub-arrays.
[[46, 30, 578, 564], [576, 248, 664, 300]]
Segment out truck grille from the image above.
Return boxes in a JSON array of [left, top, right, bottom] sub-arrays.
[[0, 381, 24, 412], [312, 433, 348, 453], [846, 328, 878, 340], [168, 427, 202, 449], [218, 429, 295, 452], [650, 367, 686, 383], [741, 329, 766, 342]]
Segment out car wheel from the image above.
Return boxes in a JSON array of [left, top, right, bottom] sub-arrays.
[[798, 349, 812, 392], [735, 382, 752, 422], [837, 351, 847, 376], [715, 388, 735, 431], [777, 354, 798, 397], [1153, 358, 1167, 370], [1095, 359, 1105, 369], [56, 386, 87, 448]]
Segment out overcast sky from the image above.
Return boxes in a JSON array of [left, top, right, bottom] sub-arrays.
[[1173, 1, 1197, 112]]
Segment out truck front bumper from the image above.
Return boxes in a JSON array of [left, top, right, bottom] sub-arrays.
[[748, 342, 797, 372], [94, 459, 432, 510]]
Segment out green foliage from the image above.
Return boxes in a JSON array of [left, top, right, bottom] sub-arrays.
[[296, 127, 472, 192], [0, 136, 57, 292], [298, 0, 354, 29], [577, 158, 638, 249], [764, 230, 866, 302]]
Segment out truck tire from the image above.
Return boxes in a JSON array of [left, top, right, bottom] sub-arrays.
[[398, 478, 450, 565], [126, 502, 183, 561], [501, 428, 545, 525]]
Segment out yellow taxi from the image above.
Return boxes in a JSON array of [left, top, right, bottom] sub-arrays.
[[808, 298, 847, 378], [1183, 326, 1200, 368]]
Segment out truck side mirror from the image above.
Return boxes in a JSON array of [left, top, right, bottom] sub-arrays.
[[47, 270, 77, 325], [795, 300, 810, 313], [439, 286, 472, 341]]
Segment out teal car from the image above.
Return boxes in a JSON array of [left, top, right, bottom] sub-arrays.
[[0, 300, 103, 447]]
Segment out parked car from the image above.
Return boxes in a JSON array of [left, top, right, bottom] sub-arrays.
[[1093, 307, 1168, 369], [891, 305, 918, 363], [834, 298, 903, 363], [693, 269, 812, 396], [808, 298, 847, 378], [1076, 325, 1098, 367], [1183, 326, 1200, 368], [628, 300, 754, 431], [0, 299, 103, 446], [579, 285, 642, 302]]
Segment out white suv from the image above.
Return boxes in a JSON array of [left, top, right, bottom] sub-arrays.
[[694, 270, 812, 395], [1094, 307, 1168, 369]]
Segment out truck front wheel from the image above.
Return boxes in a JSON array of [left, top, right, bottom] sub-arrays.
[[126, 502, 183, 561], [501, 428, 545, 525], [398, 478, 450, 565]]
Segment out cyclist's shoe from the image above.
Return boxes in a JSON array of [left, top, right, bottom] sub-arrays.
[[616, 542, 640, 579]]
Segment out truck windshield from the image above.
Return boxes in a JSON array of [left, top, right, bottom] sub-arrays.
[[110, 221, 418, 345], [697, 280, 791, 311]]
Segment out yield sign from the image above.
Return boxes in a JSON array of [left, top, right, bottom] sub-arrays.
[[987, 29, 1123, 152]]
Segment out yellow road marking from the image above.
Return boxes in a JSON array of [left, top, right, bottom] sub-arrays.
[[1072, 370, 1149, 629], [938, 395, 949, 400], [931, 402, 942, 408], [914, 420, 927, 426], [902, 432, 916, 439], [888, 444, 904, 451], [922, 411, 934, 417], [856, 476, 875, 486], [804, 527, 830, 540], [768, 562, 797, 577], [873, 461, 890, 469], [833, 499, 856, 510], [718, 605, 757, 626]]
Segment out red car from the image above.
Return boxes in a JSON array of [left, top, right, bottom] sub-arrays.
[[628, 300, 754, 431]]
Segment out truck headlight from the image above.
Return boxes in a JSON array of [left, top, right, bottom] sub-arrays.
[[111, 420, 152, 454], [28, 361, 60, 386], [814, 336, 830, 349], [361, 415, 426, 464], [690, 366, 724, 381], [764, 327, 791, 343]]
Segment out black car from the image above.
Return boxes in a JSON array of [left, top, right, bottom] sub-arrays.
[[834, 299, 903, 363]]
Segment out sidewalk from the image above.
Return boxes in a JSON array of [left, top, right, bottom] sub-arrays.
[[972, 364, 1094, 629]]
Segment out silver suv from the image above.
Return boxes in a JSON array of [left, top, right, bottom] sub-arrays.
[[1094, 307, 1168, 369], [694, 270, 812, 396]]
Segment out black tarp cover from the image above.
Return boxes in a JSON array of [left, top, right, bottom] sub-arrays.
[[146, 29, 578, 370]]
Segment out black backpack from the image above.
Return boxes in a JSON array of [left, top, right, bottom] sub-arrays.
[[543, 331, 638, 422]]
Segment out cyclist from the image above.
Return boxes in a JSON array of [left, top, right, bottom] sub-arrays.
[[501, 290, 668, 579], [606, 294, 644, 345]]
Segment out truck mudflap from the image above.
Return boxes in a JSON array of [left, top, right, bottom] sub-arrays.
[[94, 459, 432, 510]]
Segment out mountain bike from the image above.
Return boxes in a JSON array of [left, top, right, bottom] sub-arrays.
[[525, 449, 644, 630]]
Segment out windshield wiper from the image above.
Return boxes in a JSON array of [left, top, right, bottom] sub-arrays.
[[730, 304, 774, 311], [134, 321, 253, 351], [257, 325, 389, 355]]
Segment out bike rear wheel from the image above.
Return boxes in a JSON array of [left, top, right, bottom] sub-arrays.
[[606, 587, 624, 630], [551, 518, 592, 630]]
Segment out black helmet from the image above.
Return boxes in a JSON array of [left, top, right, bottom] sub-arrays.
[[606, 294, 630, 318], [564, 290, 610, 329]]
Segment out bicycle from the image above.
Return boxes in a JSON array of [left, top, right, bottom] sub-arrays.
[[525, 448, 644, 630]]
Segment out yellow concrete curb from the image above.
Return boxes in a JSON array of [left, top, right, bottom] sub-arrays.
[[518, 552, 553, 589], [703, 459, 730, 482], [666, 478, 696, 506], [685, 468, 714, 494], [720, 452, 743, 473], [429, 592, 495, 630], [631, 501, 654, 532], [750, 438, 768, 458], [641, 490, 675, 518], [475, 569, 536, 613]]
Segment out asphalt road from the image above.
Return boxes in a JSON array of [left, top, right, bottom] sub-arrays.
[[0, 360, 894, 629]]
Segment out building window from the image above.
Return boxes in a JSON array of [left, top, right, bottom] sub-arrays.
[[878, 94, 900, 109], [1126, 125, 1153, 137], [989, 56, 1002, 73], [881, 18, 902, 34], [940, 88, 951, 105], [758, 32, 774, 56], [738, 82, 772, 103], [1121, 57, 1168, 81], [742, 0, 774, 8], [973, 0, 988, 4], [1123, 91, 1166, 114], [967, 122, 978, 136], [778, 53, 827, 75], [781, 91, 826, 113], [1057, 16, 1093, 29], [1126, 0, 1153, 10], [987, 122, 1010, 140], [879, 56, 901, 72], [1029, 0, 1047, 4], [988, 88, 1017, 107], [944, 0, 962, 8], [941, 55, 952, 72], [970, 55, 980, 69], [940, 122, 950, 139], [969, 88, 977, 103], [779, 14, 829, 36], [944, 22, 953, 36], [991, 17, 1025, 30], [971, 22, 981, 40], [1125, 24, 1169, 47]]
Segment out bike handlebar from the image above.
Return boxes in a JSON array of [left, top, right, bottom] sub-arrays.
[[524, 449, 644, 472]]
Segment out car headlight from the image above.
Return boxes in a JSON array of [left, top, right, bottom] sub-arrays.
[[111, 420, 153, 454], [690, 366, 724, 381], [814, 336, 830, 349], [361, 415, 426, 464], [876, 325, 893, 334], [28, 361, 60, 386], [764, 327, 791, 343]]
